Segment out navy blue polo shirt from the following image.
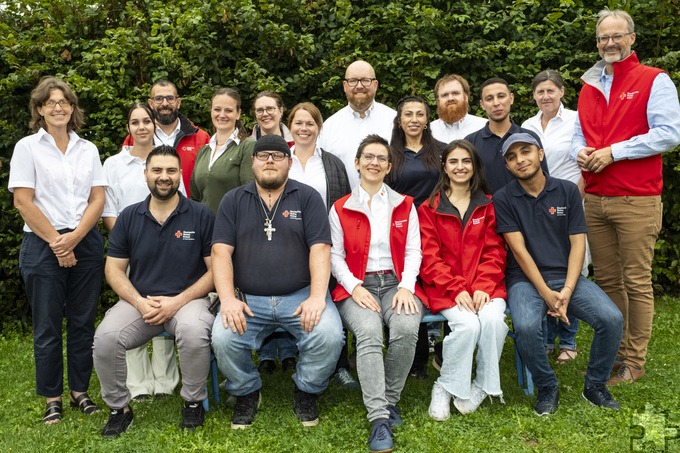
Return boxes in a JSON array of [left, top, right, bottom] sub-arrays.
[[465, 121, 548, 194], [212, 179, 331, 296], [108, 193, 215, 297], [492, 175, 587, 288], [388, 141, 445, 207]]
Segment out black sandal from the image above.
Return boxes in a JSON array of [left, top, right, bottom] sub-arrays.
[[43, 400, 63, 424], [69, 392, 101, 415]]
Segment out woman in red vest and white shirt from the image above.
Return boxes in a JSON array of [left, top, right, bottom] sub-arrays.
[[418, 139, 508, 420], [329, 134, 424, 453]]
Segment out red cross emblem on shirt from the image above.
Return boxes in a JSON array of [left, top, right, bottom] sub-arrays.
[[549, 207, 556, 215], [283, 210, 290, 218], [175, 230, 182, 238]]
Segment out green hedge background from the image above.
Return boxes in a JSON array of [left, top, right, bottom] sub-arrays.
[[1, 0, 679, 324]]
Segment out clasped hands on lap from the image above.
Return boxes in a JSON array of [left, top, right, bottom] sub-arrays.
[[351, 284, 419, 315]]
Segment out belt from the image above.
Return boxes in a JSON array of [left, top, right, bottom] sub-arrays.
[[365, 270, 393, 275]]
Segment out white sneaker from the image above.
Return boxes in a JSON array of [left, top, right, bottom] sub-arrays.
[[453, 383, 487, 415], [428, 382, 451, 421]]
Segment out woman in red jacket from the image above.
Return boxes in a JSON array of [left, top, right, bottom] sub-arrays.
[[418, 139, 508, 420]]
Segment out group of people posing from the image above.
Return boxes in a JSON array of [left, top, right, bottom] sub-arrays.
[[8, 9, 680, 453]]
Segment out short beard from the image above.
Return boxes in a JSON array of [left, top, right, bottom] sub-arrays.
[[149, 182, 179, 201], [155, 109, 179, 126], [257, 173, 288, 191], [437, 102, 468, 125]]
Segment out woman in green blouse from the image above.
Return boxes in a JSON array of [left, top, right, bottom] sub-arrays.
[[190, 88, 255, 213]]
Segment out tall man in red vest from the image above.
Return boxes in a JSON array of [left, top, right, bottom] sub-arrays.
[[571, 9, 680, 385]]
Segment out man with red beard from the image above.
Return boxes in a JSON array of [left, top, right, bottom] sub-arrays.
[[123, 80, 210, 198], [430, 74, 486, 144]]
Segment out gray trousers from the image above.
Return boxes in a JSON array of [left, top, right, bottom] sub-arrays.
[[336, 273, 422, 422], [93, 298, 215, 409]]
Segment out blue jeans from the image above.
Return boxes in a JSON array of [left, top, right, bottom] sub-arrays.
[[212, 287, 343, 396], [508, 276, 623, 389], [543, 315, 580, 351], [257, 331, 298, 362], [336, 273, 422, 422]]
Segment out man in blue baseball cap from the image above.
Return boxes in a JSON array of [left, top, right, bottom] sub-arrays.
[[492, 133, 623, 416]]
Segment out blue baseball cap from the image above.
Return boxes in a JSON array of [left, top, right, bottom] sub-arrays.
[[501, 133, 541, 157]]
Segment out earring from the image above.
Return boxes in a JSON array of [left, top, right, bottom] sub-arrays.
[[424, 125, 428, 130]]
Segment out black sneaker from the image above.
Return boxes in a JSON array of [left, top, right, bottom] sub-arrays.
[[231, 391, 261, 429], [582, 383, 621, 410], [102, 406, 133, 438], [534, 386, 559, 416], [258, 360, 276, 374], [282, 357, 297, 372], [181, 401, 205, 431], [409, 364, 428, 380], [293, 386, 319, 427]]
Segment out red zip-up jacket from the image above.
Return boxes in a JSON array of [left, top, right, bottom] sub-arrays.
[[418, 190, 506, 313]]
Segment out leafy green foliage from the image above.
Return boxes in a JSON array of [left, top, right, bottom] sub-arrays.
[[1, 0, 680, 322]]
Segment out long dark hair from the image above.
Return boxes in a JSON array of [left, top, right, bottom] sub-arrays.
[[427, 139, 489, 207], [126, 102, 156, 133], [388, 95, 439, 181]]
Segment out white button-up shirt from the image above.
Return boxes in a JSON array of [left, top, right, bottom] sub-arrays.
[[9, 128, 107, 232], [154, 120, 181, 146], [523, 104, 581, 184], [318, 102, 396, 189], [289, 145, 328, 208], [430, 114, 487, 144]]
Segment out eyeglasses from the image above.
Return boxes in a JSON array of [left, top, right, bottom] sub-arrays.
[[254, 151, 288, 161], [596, 32, 633, 44], [344, 78, 377, 88], [255, 106, 277, 116], [43, 100, 71, 108], [151, 95, 178, 104], [361, 153, 389, 164]]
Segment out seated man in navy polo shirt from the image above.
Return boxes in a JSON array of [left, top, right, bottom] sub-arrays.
[[211, 134, 344, 429], [93, 145, 216, 437], [492, 133, 623, 416]]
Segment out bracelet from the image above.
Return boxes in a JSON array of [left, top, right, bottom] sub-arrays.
[[563, 285, 574, 293]]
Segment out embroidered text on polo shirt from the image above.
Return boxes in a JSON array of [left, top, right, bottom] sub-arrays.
[[175, 230, 196, 240], [548, 206, 567, 216], [283, 210, 302, 220]]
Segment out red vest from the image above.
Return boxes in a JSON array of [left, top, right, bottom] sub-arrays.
[[577, 52, 663, 196], [330, 193, 426, 303]]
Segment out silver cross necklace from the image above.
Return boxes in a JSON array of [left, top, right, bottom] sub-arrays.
[[258, 191, 283, 241]]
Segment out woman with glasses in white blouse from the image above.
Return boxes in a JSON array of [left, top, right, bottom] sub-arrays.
[[9, 77, 106, 424]]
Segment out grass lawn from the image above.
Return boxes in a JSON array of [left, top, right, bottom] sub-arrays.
[[0, 296, 679, 452]]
